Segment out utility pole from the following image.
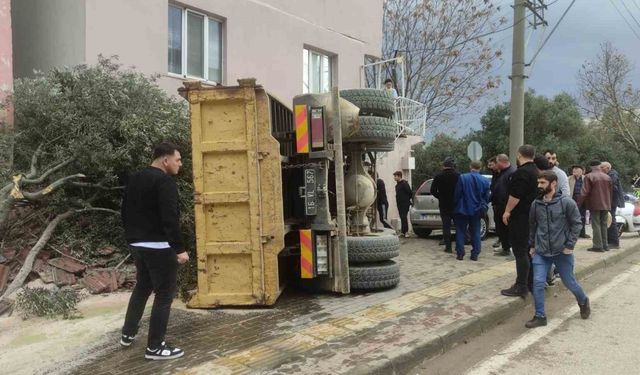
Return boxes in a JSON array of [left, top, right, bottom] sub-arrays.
[[509, 0, 526, 164], [509, 0, 547, 163]]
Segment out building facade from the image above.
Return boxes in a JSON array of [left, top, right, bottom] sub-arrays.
[[11, 0, 417, 231], [0, 0, 12, 128], [12, 0, 383, 103]]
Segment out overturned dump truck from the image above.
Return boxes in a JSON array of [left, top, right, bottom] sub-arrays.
[[180, 79, 400, 308]]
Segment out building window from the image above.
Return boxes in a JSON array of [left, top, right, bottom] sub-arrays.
[[303, 48, 331, 94], [168, 5, 223, 83]]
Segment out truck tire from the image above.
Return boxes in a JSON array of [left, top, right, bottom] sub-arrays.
[[368, 143, 395, 152], [349, 260, 400, 290], [344, 116, 397, 144], [340, 89, 395, 118], [347, 232, 400, 262]]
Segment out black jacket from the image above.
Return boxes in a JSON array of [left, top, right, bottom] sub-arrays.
[[395, 179, 413, 208], [122, 166, 184, 253], [507, 161, 538, 217], [491, 165, 516, 207], [430, 168, 460, 212], [377, 179, 389, 205]]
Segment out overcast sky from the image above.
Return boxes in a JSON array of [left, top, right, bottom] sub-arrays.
[[457, 0, 640, 133]]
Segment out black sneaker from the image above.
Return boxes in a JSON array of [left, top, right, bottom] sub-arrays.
[[443, 247, 453, 253], [120, 334, 136, 347], [494, 250, 511, 256], [579, 297, 591, 319], [470, 255, 478, 261], [145, 342, 184, 360], [456, 255, 464, 260], [501, 284, 528, 298], [525, 316, 547, 328]]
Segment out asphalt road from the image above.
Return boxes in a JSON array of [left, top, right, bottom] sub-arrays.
[[409, 248, 640, 375]]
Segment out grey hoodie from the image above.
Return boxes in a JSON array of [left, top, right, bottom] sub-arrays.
[[528, 193, 583, 257]]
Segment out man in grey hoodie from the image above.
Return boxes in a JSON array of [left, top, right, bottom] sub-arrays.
[[525, 170, 591, 328]]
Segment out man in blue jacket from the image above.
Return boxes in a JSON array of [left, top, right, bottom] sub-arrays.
[[453, 161, 490, 261], [526, 170, 591, 328]]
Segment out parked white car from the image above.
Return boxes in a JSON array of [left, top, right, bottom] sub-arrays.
[[615, 200, 640, 237]]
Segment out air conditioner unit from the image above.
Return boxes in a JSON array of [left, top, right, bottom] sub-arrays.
[[401, 156, 415, 170]]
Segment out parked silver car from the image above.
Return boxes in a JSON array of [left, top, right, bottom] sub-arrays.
[[409, 176, 495, 239]]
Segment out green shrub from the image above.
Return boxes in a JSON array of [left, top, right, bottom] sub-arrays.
[[15, 287, 82, 320]]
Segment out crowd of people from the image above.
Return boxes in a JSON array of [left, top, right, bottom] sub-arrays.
[[390, 145, 628, 328]]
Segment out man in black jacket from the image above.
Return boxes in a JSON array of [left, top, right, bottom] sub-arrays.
[[492, 154, 516, 256], [120, 142, 189, 360], [601, 161, 625, 249], [430, 157, 460, 252], [501, 145, 539, 298], [376, 176, 393, 229], [394, 171, 413, 237]]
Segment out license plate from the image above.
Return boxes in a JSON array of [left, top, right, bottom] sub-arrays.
[[422, 214, 439, 221]]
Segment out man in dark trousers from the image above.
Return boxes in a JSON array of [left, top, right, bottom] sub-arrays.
[[394, 171, 413, 237], [569, 165, 590, 238], [121, 142, 189, 360], [601, 161, 625, 249], [578, 160, 612, 252], [526, 170, 590, 328], [501, 145, 539, 297], [453, 161, 490, 260], [430, 157, 460, 253], [376, 176, 393, 229], [492, 154, 516, 256]]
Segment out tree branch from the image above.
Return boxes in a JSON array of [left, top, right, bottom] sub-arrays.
[[70, 182, 125, 191], [21, 174, 86, 201], [25, 144, 44, 179], [0, 207, 120, 303], [22, 158, 75, 185]]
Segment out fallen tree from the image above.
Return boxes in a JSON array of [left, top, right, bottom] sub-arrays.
[[0, 56, 195, 306]]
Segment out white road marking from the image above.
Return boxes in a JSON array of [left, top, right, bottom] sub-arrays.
[[465, 264, 640, 375]]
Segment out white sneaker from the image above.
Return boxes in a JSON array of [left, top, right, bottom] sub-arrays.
[[145, 341, 184, 360]]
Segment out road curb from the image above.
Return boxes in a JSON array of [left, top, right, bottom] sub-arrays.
[[349, 241, 640, 375]]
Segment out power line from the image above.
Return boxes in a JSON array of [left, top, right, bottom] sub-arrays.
[[527, 0, 577, 66], [619, 0, 640, 31], [609, 0, 640, 42]]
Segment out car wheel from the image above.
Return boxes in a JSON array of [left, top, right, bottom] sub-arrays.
[[347, 232, 400, 263], [480, 217, 489, 240], [413, 228, 432, 238], [349, 260, 400, 291]]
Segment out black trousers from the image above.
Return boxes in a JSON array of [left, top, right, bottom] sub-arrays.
[[398, 203, 410, 234], [607, 206, 619, 246], [122, 246, 178, 349], [377, 201, 393, 229], [440, 210, 453, 250], [508, 213, 530, 290], [579, 207, 587, 237], [493, 205, 511, 251]]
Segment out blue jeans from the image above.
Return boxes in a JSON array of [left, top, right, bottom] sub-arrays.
[[454, 213, 481, 257], [532, 253, 588, 318]]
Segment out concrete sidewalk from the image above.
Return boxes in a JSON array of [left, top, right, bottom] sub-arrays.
[[5, 232, 639, 375]]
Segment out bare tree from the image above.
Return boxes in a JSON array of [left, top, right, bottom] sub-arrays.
[[578, 42, 640, 153], [383, 0, 506, 128]]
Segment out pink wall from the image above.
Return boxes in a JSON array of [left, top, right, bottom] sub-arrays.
[[0, 0, 13, 128]]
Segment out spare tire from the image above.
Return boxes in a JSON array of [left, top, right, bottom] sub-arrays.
[[340, 89, 395, 118], [344, 116, 396, 144], [347, 232, 400, 262], [367, 143, 395, 152], [349, 260, 400, 290]]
